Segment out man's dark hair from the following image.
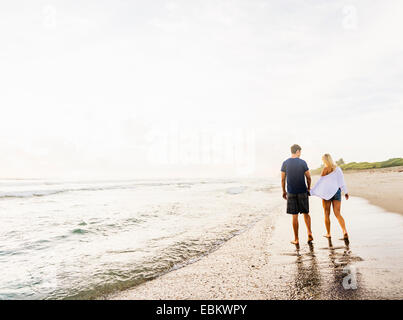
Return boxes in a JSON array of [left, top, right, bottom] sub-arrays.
[[290, 144, 301, 154]]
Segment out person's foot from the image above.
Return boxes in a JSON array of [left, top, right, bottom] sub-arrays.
[[339, 232, 349, 240], [323, 234, 331, 238], [291, 239, 299, 245], [307, 234, 314, 243]]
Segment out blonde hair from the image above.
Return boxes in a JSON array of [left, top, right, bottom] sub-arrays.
[[322, 153, 336, 170]]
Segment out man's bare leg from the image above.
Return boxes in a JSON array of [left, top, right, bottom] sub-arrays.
[[291, 214, 299, 244], [303, 213, 313, 242]]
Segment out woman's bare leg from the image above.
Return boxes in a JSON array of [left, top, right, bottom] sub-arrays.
[[332, 200, 348, 238], [323, 199, 331, 237]]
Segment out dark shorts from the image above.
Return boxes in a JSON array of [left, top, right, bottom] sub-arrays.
[[329, 188, 342, 201], [287, 192, 309, 214]]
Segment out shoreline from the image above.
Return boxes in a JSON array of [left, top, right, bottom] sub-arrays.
[[108, 205, 282, 300], [109, 168, 403, 300]]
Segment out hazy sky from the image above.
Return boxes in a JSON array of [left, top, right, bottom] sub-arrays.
[[1, 0, 402, 179]]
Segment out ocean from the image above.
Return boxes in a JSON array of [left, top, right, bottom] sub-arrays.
[[0, 178, 281, 299]]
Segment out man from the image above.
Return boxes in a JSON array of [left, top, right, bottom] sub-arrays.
[[281, 144, 313, 245]]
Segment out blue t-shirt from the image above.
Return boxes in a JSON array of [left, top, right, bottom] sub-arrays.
[[281, 158, 309, 194]]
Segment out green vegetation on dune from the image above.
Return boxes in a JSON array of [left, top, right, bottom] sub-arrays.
[[311, 158, 403, 175]]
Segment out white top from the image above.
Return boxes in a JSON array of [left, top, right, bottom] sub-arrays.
[[310, 167, 348, 200]]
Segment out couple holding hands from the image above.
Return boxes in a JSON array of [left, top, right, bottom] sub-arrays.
[[281, 144, 349, 245]]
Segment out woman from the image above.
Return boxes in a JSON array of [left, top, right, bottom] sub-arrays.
[[311, 154, 350, 239]]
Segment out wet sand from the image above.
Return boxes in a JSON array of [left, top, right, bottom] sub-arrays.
[[110, 193, 403, 300]]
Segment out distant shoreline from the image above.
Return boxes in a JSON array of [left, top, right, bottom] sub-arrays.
[[311, 158, 403, 175], [312, 165, 403, 175]]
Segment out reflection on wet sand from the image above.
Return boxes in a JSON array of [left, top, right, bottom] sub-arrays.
[[290, 242, 322, 299], [263, 196, 403, 300], [325, 238, 363, 299], [289, 239, 363, 299]]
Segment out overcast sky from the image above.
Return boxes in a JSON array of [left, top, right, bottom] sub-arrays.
[[1, 0, 402, 179]]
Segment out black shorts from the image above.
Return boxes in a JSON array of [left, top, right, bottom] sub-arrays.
[[287, 192, 309, 214]]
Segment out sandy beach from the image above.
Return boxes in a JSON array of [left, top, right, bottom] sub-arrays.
[[342, 166, 403, 215], [109, 168, 403, 300]]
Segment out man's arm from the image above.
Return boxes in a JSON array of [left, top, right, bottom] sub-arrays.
[[281, 171, 287, 199], [305, 170, 312, 192]]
